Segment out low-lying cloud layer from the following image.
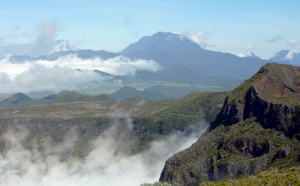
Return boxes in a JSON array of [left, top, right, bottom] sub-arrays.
[[0, 117, 204, 186], [0, 55, 161, 93]]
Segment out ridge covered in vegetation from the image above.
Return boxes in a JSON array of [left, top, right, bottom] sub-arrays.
[[0, 91, 226, 156], [159, 63, 300, 185]]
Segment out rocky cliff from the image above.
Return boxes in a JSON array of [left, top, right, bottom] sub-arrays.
[[159, 63, 300, 185]]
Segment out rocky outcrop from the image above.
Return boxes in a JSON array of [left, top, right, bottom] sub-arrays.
[[210, 86, 300, 138], [159, 63, 300, 185]]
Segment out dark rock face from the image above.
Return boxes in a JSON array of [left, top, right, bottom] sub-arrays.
[[159, 63, 300, 185], [211, 86, 300, 138]]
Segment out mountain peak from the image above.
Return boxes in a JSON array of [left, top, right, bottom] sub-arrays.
[[0, 92, 32, 108], [210, 63, 300, 130], [120, 32, 199, 54], [50, 40, 74, 54]]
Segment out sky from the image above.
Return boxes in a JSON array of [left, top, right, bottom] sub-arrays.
[[1, 0, 300, 59]]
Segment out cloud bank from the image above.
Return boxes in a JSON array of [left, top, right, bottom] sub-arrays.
[[0, 116, 204, 186], [0, 55, 161, 94], [35, 20, 59, 53]]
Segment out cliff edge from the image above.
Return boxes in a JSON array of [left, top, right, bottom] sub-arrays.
[[159, 63, 300, 186]]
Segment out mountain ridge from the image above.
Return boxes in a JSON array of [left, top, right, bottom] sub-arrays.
[[159, 63, 300, 185]]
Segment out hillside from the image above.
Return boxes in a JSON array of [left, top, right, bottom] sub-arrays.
[[0, 92, 36, 108], [159, 63, 300, 185], [0, 91, 226, 156]]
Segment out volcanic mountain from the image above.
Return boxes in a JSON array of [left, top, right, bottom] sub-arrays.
[[120, 32, 267, 87]]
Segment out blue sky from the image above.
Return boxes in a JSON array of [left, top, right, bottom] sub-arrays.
[[1, 0, 300, 59]]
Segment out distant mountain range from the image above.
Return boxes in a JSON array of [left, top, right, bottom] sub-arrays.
[[3, 32, 298, 98], [0, 39, 75, 57], [120, 32, 266, 82], [0, 87, 167, 109], [270, 50, 300, 65]]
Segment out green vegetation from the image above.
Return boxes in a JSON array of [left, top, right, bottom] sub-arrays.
[[159, 63, 300, 186], [228, 63, 300, 105], [201, 166, 300, 186]]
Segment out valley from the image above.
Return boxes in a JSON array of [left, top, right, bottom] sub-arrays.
[[0, 90, 226, 185]]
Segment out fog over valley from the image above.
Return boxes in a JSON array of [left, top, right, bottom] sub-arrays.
[[0, 114, 204, 186]]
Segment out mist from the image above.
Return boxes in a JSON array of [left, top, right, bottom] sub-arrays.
[[0, 115, 205, 186], [0, 55, 161, 94]]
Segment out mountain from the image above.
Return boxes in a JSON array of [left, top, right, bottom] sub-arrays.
[[2, 32, 270, 97], [0, 92, 35, 108], [159, 63, 300, 185], [238, 51, 261, 59], [270, 50, 300, 65], [120, 32, 267, 86], [110, 86, 166, 101], [0, 40, 75, 57]]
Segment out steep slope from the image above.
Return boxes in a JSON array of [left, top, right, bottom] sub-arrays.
[[159, 63, 300, 185]]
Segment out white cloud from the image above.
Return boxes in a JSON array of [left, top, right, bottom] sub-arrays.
[[287, 39, 300, 48], [0, 55, 161, 94], [285, 39, 300, 60], [245, 44, 254, 51], [34, 54, 161, 77], [35, 19, 58, 47], [175, 29, 216, 48]]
